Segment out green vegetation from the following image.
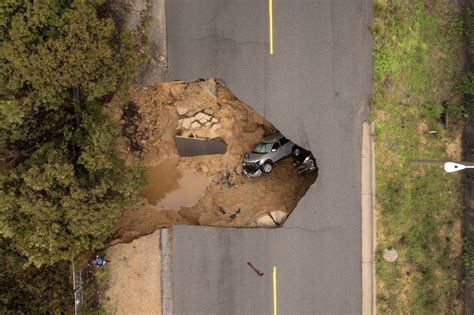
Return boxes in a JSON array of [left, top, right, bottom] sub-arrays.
[[81, 262, 111, 314], [0, 238, 73, 313], [0, 0, 143, 102], [0, 0, 145, 312], [464, 235, 474, 280], [463, 3, 474, 308], [0, 0, 144, 267], [0, 104, 144, 266], [373, 0, 465, 313]]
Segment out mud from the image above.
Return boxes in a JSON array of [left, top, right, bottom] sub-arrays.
[[142, 160, 210, 208], [108, 80, 317, 242]]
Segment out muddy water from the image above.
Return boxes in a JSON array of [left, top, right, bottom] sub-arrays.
[[142, 160, 210, 209]]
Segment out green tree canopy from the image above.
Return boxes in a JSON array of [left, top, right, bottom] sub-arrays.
[[0, 104, 144, 267], [0, 0, 141, 102], [0, 0, 145, 267], [0, 237, 73, 313]]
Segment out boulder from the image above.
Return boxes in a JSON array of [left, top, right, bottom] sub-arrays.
[[176, 102, 189, 116], [190, 121, 202, 129], [269, 211, 288, 225], [255, 214, 277, 227], [209, 124, 221, 138], [198, 79, 217, 97], [180, 117, 196, 129], [174, 99, 206, 117], [194, 112, 212, 122], [199, 164, 210, 173], [170, 83, 186, 99]]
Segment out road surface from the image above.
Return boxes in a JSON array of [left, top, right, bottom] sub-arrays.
[[166, 0, 372, 314]]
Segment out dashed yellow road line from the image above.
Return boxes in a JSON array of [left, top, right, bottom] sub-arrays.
[[273, 266, 277, 315], [269, 0, 274, 54]]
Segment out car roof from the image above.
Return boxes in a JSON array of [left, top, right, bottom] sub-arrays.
[[261, 132, 283, 143]]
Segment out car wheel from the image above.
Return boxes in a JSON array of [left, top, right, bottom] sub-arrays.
[[292, 146, 301, 157], [261, 161, 273, 173]]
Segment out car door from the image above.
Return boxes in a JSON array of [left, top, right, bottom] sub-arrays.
[[279, 137, 292, 156], [271, 140, 283, 161]]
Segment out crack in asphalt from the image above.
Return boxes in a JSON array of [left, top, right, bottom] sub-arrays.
[[281, 225, 342, 234]]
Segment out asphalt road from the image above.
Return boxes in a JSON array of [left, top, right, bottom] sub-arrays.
[[166, 0, 372, 314]]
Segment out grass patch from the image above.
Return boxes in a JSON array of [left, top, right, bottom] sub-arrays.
[[464, 235, 474, 280], [95, 266, 111, 289], [373, 0, 465, 313], [80, 259, 111, 315]]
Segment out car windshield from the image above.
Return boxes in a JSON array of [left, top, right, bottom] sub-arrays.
[[252, 142, 272, 154]]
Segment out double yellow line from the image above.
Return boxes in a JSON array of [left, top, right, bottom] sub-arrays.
[[269, 0, 274, 54]]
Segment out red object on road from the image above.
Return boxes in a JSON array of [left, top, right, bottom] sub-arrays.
[[247, 262, 264, 276]]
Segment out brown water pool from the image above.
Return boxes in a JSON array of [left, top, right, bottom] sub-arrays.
[[141, 160, 210, 210]]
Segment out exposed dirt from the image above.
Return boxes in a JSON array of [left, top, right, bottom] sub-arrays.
[[107, 80, 317, 242], [105, 230, 161, 314]]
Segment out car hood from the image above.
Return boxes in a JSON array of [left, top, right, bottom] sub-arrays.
[[243, 152, 265, 163]]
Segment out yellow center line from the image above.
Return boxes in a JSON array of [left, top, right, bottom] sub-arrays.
[[269, 0, 274, 54], [273, 266, 277, 315]]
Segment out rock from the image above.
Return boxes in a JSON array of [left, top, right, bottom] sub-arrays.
[[176, 102, 189, 116], [269, 211, 288, 225], [211, 117, 218, 123], [198, 79, 217, 97], [190, 121, 202, 129], [174, 99, 206, 117], [180, 117, 196, 129], [194, 112, 212, 122], [234, 165, 243, 175], [209, 124, 221, 138], [255, 214, 277, 227], [382, 247, 398, 262], [229, 208, 240, 221], [170, 83, 186, 99], [204, 108, 214, 115], [204, 122, 212, 127], [229, 213, 237, 220], [199, 163, 210, 173], [181, 130, 192, 137]]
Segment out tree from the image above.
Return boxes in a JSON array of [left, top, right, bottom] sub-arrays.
[[0, 237, 73, 313], [0, 0, 146, 268], [0, 0, 129, 101], [0, 104, 144, 267]]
